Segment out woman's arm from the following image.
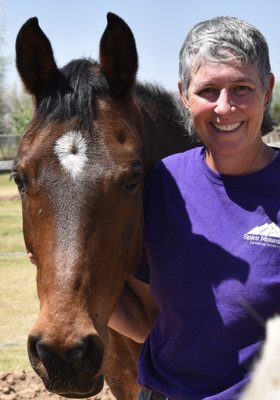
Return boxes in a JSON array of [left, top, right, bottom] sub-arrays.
[[108, 276, 158, 343]]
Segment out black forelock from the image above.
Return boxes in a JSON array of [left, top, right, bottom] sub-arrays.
[[34, 58, 110, 133]]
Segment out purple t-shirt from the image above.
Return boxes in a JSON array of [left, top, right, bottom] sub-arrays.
[[137, 147, 280, 400]]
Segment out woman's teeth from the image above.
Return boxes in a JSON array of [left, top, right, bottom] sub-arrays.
[[213, 123, 241, 131]]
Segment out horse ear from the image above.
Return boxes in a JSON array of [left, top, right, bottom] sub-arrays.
[[16, 17, 59, 99], [99, 13, 138, 97]]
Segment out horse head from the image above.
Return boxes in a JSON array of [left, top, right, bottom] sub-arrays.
[[14, 13, 143, 398]]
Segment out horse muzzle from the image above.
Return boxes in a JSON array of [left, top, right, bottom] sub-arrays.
[[27, 333, 105, 397]]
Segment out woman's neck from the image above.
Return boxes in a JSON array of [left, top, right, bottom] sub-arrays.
[[205, 142, 275, 176]]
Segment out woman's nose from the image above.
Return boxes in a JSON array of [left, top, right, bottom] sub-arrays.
[[214, 89, 234, 115]]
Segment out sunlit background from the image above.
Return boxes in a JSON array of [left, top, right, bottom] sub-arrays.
[[2, 0, 280, 92]]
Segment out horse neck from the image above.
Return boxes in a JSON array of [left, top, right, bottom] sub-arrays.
[[135, 83, 197, 171]]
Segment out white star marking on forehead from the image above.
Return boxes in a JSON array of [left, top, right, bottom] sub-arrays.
[[54, 131, 88, 179]]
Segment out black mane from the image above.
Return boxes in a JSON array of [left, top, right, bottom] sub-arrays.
[[34, 59, 110, 133], [31, 58, 188, 137], [135, 82, 187, 133]]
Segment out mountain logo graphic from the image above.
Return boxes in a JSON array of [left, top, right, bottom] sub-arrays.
[[246, 222, 280, 238], [243, 222, 280, 247]]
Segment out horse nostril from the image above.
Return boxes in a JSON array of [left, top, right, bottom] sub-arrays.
[[36, 341, 54, 364], [28, 335, 42, 364], [28, 335, 56, 370], [83, 334, 104, 370]]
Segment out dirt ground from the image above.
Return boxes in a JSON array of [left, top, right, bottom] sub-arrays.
[[0, 371, 116, 400]]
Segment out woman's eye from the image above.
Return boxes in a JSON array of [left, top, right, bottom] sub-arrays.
[[233, 85, 253, 95], [198, 87, 218, 97]]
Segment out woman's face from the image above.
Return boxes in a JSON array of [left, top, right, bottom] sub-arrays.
[[180, 62, 274, 162]]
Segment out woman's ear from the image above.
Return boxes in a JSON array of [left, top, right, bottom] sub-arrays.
[[265, 73, 275, 105], [178, 80, 189, 109]]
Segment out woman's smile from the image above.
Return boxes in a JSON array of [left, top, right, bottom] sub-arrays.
[[211, 122, 243, 132]]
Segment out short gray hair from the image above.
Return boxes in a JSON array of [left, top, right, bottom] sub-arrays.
[[179, 16, 274, 135]]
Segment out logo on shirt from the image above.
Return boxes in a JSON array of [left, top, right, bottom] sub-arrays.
[[243, 222, 280, 248]]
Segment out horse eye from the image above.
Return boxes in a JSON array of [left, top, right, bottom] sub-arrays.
[[11, 171, 27, 194], [124, 173, 143, 194]]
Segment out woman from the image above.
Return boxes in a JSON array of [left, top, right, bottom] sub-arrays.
[[109, 16, 280, 400]]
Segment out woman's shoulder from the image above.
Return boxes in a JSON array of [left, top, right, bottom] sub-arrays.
[[159, 146, 204, 176], [145, 146, 204, 193], [160, 147, 203, 169], [163, 146, 202, 164]]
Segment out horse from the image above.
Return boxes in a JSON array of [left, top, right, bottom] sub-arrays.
[[13, 13, 199, 399], [240, 316, 280, 399]]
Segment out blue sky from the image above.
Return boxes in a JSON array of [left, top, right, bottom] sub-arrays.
[[2, 0, 280, 91]]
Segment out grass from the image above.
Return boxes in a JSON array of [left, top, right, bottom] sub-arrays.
[[0, 180, 39, 371], [0, 199, 25, 253], [0, 173, 24, 254], [0, 257, 38, 371]]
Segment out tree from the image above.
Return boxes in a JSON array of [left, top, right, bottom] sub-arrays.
[[0, 10, 9, 135], [9, 91, 32, 135], [0, 7, 32, 137], [271, 82, 280, 126]]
